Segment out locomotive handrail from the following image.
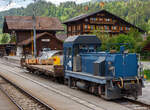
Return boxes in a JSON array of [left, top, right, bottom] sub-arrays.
[[117, 77, 124, 89], [106, 43, 132, 52], [135, 76, 139, 84]]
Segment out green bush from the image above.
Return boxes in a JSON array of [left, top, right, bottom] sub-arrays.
[[90, 29, 142, 53], [142, 69, 150, 80]]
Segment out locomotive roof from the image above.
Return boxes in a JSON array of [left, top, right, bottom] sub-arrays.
[[64, 35, 101, 45]]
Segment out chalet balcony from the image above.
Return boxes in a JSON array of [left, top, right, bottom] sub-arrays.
[[90, 21, 115, 25], [83, 29, 121, 33]]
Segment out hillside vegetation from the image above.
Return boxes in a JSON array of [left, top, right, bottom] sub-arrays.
[[0, 0, 150, 33]]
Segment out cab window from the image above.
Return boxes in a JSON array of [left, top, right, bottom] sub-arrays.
[[66, 48, 72, 57]]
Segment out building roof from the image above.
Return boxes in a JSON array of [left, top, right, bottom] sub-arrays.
[[18, 32, 63, 46], [56, 33, 67, 41], [3, 16, 64, 33], [63, 9, 145, 33]]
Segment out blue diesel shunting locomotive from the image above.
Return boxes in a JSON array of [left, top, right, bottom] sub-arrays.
[[64, 35, 143, 100]]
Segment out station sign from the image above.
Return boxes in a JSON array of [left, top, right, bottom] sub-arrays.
[[41, 39, 50, 42]]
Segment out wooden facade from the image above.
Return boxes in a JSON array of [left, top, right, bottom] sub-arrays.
[[3, 16, 64, 56], [16, 30, 56, 45], [21, 32, 63, 55], [64, 10, 145, 37]]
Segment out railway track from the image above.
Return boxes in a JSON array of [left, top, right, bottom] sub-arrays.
[[114, 98, 150, 110], [0, 76, 54, 110], [0, 79, 23, 110], [0, 59, 150, 110]]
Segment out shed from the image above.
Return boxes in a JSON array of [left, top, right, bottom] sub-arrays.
[[19, 32, 63, 56]]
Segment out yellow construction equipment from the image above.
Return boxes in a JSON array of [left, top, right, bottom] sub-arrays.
[[51, 56, 61, 65], [25, 58, 37, 65]]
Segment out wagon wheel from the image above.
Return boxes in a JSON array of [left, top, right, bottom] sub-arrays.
[[34, 70, 41, 75]]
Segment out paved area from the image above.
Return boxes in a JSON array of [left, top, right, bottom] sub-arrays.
[[138, 81, 150, 105], [0, 88, 19, 110], [141, 62, 150, 70]]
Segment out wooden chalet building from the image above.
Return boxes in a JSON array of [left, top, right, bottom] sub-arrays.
[[64, 10, 145, 37], [3, 16, 64, 56]]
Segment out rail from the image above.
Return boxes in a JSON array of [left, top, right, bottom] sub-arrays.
[[114, 98, 150, 110], [0, 86, 24, 110], [0, 75, 54, 110]]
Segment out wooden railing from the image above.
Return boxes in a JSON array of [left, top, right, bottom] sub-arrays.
[[83, 29, 124, 33], [90, 21, 115, 25]]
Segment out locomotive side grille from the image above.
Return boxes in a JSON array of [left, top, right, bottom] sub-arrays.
[[93, 57, 105, 76], [73, 55, 81, 72]]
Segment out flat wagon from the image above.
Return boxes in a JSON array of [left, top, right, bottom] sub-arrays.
[[21, 58, 64, 82]]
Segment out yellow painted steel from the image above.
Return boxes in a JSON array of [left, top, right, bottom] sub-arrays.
[[40, 59, 53, 65], [117, 77, 124, 89], [52, 56, 61, 65], [25, 58, 37, 65], [25, 56, 61, 65], [135, 77, 139, 84]]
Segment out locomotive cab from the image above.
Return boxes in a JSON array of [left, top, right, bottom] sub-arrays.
[[63, 35, 101, 72]]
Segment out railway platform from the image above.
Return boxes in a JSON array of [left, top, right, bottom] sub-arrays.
[[138, 81, 150, 105], [3, 56, 21, 65]]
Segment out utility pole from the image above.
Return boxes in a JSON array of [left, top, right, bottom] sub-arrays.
[[33, 0, 37, 58]]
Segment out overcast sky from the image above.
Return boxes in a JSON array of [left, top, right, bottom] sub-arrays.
[[0, 0, 91, 12]]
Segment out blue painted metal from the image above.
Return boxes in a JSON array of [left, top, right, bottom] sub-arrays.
[[114, 53, 138, 78], [120, 46, 125, 53], [63, 35, 139, 85], [105, 53, 138, 78], [65, 71, 107, 84]]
